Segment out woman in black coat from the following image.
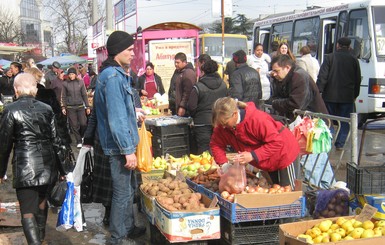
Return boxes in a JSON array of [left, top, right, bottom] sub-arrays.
[[0, 73, 66, 244]]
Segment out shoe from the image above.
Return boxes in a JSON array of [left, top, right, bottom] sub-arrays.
[[335, 146, 344, 151], [35, 208, 48, 242], [21, 217, 41, 245], [77, 143, 82, 148], [102, 206, 111, 226], [127, 226, 146, 239]]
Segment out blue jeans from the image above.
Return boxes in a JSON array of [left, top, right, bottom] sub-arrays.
[[325, 102, 354, 148], [109, 155, 135, 244]]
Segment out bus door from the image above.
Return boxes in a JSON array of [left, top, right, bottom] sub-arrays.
[[320, 19, 336, 64], [253, 27, 270, 53]]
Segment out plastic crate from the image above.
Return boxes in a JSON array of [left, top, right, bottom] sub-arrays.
[[152, 133, 189, 148], [346, 162, 385, 194], [196, 186, 306, 223], [220, 217, 280, 245], [148, 123, 190, 137], [186, 178, 201, 192], [153, 145, 190, 158]]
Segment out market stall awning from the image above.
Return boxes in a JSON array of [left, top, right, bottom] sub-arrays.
[[37, 55, 87, 66], [0, 45, 33, 55]]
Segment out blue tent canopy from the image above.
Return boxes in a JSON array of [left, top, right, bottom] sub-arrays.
[[0, 59, 11, 68]]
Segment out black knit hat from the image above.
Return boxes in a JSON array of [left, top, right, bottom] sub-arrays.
[[337, 37, 351, 47], [107, 31, 134, 56], [233, 50, 247, 64], [67, 67, 77, 75]]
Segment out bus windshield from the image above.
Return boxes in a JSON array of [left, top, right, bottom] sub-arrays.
[[373, 6, 385, 57], [203, 36, 248, 58]]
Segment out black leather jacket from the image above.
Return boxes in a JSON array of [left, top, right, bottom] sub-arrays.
[[0, 95, 65, 188]]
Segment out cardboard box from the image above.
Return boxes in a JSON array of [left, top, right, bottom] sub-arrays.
[[279, 216, 385, 245], [235, 179, 303, 208], [350, 194, 385, 219], [154, 194, 220, 243], [139, 170, 172, 225]]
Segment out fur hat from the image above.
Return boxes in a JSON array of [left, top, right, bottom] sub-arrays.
[[52, 61, 61, 69], [107, 31, 134, 56], [232, 50, 247, 64], [67, 67, 77, 75], [337, 37, 351, 47]]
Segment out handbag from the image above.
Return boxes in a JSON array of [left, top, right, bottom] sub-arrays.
[[80, 151, 93, 203], [49, 180, 68, 207], [55, 145, 76, 174]]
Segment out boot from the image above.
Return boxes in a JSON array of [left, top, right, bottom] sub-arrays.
[[21, 217, 41, 245], [102, 205, 111, 226], [35, 208, 48, 242]]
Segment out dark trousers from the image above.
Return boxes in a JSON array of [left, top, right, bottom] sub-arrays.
[[268, 162, 297, 189], [192, 125, 213, 155], [325, 102, 354, 148], [16, 185, 49, 215], [67, 107, 87, 144]]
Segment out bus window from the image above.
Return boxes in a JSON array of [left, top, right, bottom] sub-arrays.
[[337, 11, 348, 41], [348, 9, 371, 59], [292, 17, 320, 57], [260, 31, 270, 53], [323, 21, 336, 57], [270, 21, 293, 53], [373, 6, 385, 57]]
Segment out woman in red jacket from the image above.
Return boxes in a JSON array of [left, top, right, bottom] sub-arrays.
[[210, 97, 300, 188]]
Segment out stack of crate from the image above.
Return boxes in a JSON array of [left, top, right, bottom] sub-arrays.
[[148, 123, 190, 158]]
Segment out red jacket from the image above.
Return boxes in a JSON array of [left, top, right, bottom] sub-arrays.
[[210, 102, 299, 172]]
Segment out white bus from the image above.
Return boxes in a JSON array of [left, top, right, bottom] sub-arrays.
[[252, 0, 385, 124]]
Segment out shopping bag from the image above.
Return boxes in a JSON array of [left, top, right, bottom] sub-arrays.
[[136, 122, 152, 172], [218, 161, 247, 194], [293, 116, 314, 155], [73, 186, 85, 232], [49, 180, 68, 207], [80, 151, 93, 203], [56, 173, 75, 231]]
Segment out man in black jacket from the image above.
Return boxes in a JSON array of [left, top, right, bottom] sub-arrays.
[[228, 50, 262, 108], [317, 37, 362, 150]]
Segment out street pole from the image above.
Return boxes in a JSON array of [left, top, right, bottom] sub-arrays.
[[221, 0, 225, 76]]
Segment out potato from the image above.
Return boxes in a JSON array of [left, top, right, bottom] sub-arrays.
[[179, 183, 188, 189], [172, 190, 182, 196], [179, 197, 188, 204], [159, 186, 170, 193], [149, 189, 157, 196], [181, 189, 192, 194], [172, 203, 182, 209]]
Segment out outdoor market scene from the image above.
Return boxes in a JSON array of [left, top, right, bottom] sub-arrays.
[[1, 0, 385, 245]]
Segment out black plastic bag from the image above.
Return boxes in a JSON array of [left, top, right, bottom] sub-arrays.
[[80, 151, 94, 203], [49, 180, 68, 207]]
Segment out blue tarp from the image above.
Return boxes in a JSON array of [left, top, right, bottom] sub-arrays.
[[37, 55, 87, 66]]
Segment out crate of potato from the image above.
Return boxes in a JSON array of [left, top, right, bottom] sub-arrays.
[[140, 176, 193, 225]]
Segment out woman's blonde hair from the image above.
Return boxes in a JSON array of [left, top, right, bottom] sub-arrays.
[[24, 67, 43, 83], [212, 97, 247, 127], [14, 73, 38, 97]]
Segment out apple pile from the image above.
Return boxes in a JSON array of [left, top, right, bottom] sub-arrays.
[[297, 217, 385, 243], [152, 156, 168, 170]]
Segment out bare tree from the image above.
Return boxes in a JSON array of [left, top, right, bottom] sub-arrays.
[[43, 0, 90, 55], [0, 8, 24, 44]]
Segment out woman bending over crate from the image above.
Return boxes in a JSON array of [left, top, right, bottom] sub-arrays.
[[210, 97, 300, 189]]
